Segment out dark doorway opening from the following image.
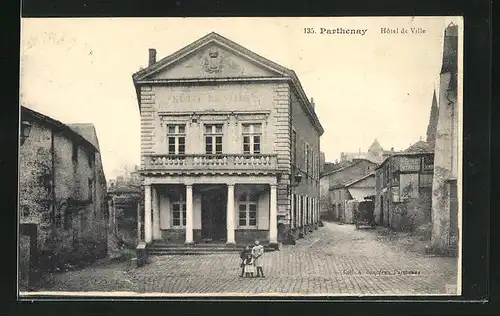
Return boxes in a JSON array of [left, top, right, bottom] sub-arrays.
[[200, 185, 227, 242]]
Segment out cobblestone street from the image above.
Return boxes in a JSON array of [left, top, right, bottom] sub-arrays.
[[30, 222, 458, 296]]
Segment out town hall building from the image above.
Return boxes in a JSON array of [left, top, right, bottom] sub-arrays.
[[132, 32, 324, 249]]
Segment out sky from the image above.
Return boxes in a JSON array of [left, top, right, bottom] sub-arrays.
[[19, 17, 462, 180]]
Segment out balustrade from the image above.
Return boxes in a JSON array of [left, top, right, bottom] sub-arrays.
[[145, 154, 278, 172]]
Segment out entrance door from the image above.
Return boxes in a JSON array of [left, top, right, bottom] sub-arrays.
[[201, 186, 227, 242]]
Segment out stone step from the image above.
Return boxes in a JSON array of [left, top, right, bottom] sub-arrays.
[[150, 243, 237, 248], [147, 245, 277, 255]]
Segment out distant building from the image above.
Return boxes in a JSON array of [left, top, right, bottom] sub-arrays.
[[430, 23, 459, 255], [329, 173, 375, 223], [19, 106, 108, 284], [340, 138, 399, 164], [374, 144, 434, 231], [319, 159, 377, 220]]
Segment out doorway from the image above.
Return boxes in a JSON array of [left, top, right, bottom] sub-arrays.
[[201, 185, 227, 242]]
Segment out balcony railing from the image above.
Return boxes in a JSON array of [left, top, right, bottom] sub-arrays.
[[143, 154, 279, 173]]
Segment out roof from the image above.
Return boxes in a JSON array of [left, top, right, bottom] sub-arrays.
[[132, 32, 324, 135], [21, 106, 97, 152], [375, 150, 434, 170], [328, 172, 375, 191], [344, 172, 375, 187], [320, 158, 377, 178], [404, 141, 431, 153], [368, 138, 383, 152], [321, 160, 351, 175], [67, 123, 101, 151]]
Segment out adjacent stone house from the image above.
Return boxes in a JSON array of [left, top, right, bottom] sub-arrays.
[[320, 159, 377, 220], [430, 23, 460, 255], [19, 106, 108, 277], [374, 145, 434, 232], [329, 173, 375, 223], [107, 168, 143, 250], [132, 32, 324, 248]]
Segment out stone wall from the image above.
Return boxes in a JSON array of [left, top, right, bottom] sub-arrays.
[[19, 112, 108, 270]]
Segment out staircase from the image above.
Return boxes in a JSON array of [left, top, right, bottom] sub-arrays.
[[147, 241, 278, 256]]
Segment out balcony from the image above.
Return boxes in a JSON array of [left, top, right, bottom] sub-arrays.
[[142, 154, 279, 175]]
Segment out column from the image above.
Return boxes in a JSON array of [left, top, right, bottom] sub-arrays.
[[152, 186, 161, 240], [313, 198, 316, 223], [291, 194, 295, 229], [185, 184, 194, 244], [137, 201, 142, 241], [226, 184, 235, 244], [298, 195, 302, 228], [144, 185, 152, 243], [107, 198, 114, 235], [269, 184, 278, 244]]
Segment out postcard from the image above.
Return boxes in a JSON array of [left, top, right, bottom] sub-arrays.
[[18, 16, 462, 298]]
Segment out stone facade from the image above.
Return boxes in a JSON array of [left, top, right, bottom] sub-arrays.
[[19, 106, 108, 271], [132, 32, 323, 248], [430, 23, 460, 255]]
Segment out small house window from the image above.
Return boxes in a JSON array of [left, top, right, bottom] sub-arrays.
[[304, 143, 309, 173], [88, 179, 93, 201], [238, 193, 258, 228], [72, 143, 78, 161], [64, 211, 73, 230], [21, 206, 30, 217], [422, 156, 434, 171], [88, 151, 95, 168]]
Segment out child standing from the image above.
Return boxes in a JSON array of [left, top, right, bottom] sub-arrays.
[[239, 245, 251, 277], [252, 240, 265, 277]]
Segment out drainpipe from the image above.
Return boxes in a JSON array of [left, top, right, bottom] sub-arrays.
[[51, 130, 56, 235]]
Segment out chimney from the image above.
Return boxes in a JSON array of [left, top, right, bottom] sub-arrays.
[[310, 97, 315, 110], [148, 48, 157, 67]]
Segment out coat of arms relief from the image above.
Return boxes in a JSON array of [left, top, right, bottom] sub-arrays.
[[204, 48, 223, 74]]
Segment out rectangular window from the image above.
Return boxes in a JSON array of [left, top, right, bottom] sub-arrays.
[[311, 151, 315, 178], [204, 124, 223, 155], [422, 155, 434, 172], [172, 197, 187, 228], [292, 130, 297, 167], [88, 151, 95, 168], [64, 211, 73, 230], [242, 123, 261, 154], [392, 172, 400, 186], [88, 179, 93, 201], [167, 124, 186, 155], [72, 143, 78, 161], [238, 193, 259, 228], [304, 143, 309, 172]]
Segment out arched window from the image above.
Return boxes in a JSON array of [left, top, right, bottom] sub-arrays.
[[238, 193, 258, 228]]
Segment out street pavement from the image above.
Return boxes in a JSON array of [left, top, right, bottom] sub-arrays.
[[31, 222, 458, 295]]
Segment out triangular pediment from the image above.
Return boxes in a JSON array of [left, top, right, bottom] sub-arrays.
[[135, 33, 290, 81]]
